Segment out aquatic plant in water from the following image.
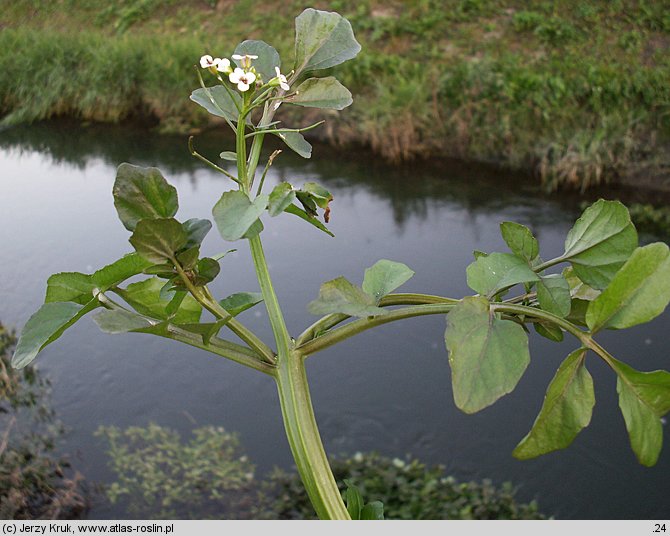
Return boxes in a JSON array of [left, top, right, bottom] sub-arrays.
[[11, 9, 670, 519]]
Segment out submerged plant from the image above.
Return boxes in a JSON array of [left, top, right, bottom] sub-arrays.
[[96, 424, 257, 519], [11, 9, 670, 519]]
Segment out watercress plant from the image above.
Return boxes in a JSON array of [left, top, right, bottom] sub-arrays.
[[12, 8, 670, 520]]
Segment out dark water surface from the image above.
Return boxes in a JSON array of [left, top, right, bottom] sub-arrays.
[[1, 121, 669, 519]]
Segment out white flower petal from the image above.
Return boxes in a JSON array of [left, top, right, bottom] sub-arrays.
[[237, 82, 250, 92], [214, 58, 231, 72], [232, 54, 244, 60], [280, 81, 290, 91], [275, 66, 281, 77], [200, 54, 214, 68], [229, 70, 242, 84], [245, 71, 256, 84]]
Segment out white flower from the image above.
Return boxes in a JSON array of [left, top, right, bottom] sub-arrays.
[[232, 53, 258, 69], [273, 66, 290, 91], [213, 57, 232, 74], [229, 67, 257, 92], [200, 54, 215, 69], [200, 55, 231, 74]]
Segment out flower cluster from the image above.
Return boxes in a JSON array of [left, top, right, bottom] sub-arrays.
[[199, 55, 231, 74], [199, 53, 290, 94], [230, 54, 258, 92]]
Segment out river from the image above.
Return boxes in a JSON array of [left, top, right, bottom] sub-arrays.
[[0, 120, 668, 519]]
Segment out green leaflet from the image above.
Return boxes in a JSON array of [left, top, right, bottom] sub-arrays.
[[563, 266, 600, 301], [466, 252, 540, 297], [190, 85, 242, 124], [176, 247, 200, 271], [92, 253, 153, 290], [273, 130, 312, 158], [513, 349, 594, 459], [445, 296, 530, 413], [566, 298, 589, 327], [534, 321, 564, 342], [113, 163, 178, 231], [12, 300, 99, 369], [308, 276, 387, 317], [500, 221, 539, 263], [212, 191, 269, 241], [562, 199, 638, 290], [362, 259, 415, 304], [129, 217, 188, 264], [196, 258, 220, 285], [536, 274, 571, 318], [45, 272, 95, 305], [288, 77, 353, 110], [219, 292, 264, 316], [94, 309, 228, 346], [182, 218, 212, 249], [268, 182, 296, 217], [116, 278, 201, 324], [176, 319, 230, 344], [93, 309, 153, 334], [45, 253, 153, 305], [586, 243, 670, 333], [233, 40, 280, 83], [284, 204, 334, 236], [610, 358, 670, 466], [293, 8, 361, 75], [301, 182, 332, 212]]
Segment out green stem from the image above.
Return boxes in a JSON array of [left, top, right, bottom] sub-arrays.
[[172, 259, 275, 364], [276, 347, 350, 519], [238, 111, 349, 520], [296, 297, 590, 357], [246, 103, 272, 187], [298, 303, 457, 355], [533, 256, 567, 273], [188, 136, 240, 184], [165, 325, 276, 375], [247, 84, 288, 186], [256, 149, 281, 197], [200, 286, 276, 364], [97, 291, 273, 374], [244, 120, 325, 138], [295, 293, 459, 346]]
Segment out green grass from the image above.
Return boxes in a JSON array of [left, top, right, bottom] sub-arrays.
[[2, 0, 669, 190]]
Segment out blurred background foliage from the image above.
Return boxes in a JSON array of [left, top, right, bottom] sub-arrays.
[[1, 0, 669, 191]]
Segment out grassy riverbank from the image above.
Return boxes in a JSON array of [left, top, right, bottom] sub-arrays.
[[2, 0, 669, 190]]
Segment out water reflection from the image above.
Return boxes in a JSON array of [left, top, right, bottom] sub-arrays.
[[0, 119, 582, 230]]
